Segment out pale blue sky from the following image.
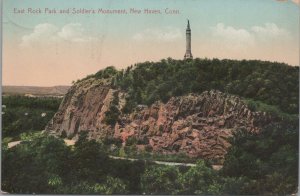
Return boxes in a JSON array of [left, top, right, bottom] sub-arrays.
[[3, 0, 299, 86], [3, 0, 299, 37]]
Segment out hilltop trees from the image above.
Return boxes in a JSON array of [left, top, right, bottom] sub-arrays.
[[78, 58, 298, 114], [109, 58, 298, 114]]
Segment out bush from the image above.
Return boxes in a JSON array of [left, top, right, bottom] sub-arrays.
[[60, 130, 67, 138], [125, 136, 137, 146], [141, 165, 182, 195], [103, 137, 123, 147], [104, 91, 120, 126]]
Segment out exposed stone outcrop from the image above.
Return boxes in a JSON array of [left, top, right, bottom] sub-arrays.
[[113, 91, 270, 163], [46, 78, 116, 139], [46, 81, 271, 163]]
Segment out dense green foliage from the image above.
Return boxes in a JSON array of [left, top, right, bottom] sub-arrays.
[[244, 98, 298, 123], [141, 161, 223, 195], [104, 91, 120, 126], [0, 132, 245, 195], [74, 66, 118, 84], [2, 96, 61, 140], [2, 132, 139, 194], [221, 123, 298, 195], [3, 125, 298, 195], [90, 58, 298, 114]]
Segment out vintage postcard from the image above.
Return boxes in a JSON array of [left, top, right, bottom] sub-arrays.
[[1, 0, 299, 195]]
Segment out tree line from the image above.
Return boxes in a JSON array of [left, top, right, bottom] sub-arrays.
[[83, 58, 298, 114]]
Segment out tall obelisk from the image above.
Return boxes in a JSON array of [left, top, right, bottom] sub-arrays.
[[184, 20, 193, 59]]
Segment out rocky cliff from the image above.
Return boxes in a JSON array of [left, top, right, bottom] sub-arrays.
[[46, 78, 115, 138], [46, 78, 271, 163]]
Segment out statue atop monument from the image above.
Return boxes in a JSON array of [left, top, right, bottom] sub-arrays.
[[184, 20, 193, 59]]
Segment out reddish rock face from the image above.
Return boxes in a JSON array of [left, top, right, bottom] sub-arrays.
[[114, 91, 270, 163], [46, 79, 270, 163], [46, 78, 115, 140]]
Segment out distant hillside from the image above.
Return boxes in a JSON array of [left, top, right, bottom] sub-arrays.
[[2, 85, 70, 96]]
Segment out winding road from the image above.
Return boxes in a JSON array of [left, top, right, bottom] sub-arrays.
[[7, 139, 223, 170], [108, 155, 197, 167]]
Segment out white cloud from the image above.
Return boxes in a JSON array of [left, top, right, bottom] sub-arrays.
[[21, 23, 59, 47], [58, 23, 92, 42], [133, 27, 182, 42], [211, 23, 255, 48], [211, 23, 291, 49], [251, 23, 290, 39], [20, 23, 95, 47]]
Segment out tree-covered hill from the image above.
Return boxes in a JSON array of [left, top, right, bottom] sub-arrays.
[[81, 58, 299, 115], [3, 58, 299, 195]]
